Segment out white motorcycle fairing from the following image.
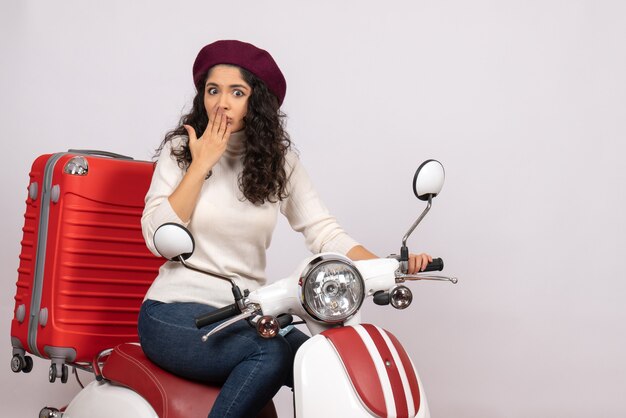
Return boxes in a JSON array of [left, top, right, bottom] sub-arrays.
[[294, 325, 430, 418], [63, 380, 157, 418], [250, 256, 399, 335]]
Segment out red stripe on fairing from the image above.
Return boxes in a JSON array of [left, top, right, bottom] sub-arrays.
[[362, 324, 409, 418], [322, 327, 387, 417], [386, 330, 421, 414]]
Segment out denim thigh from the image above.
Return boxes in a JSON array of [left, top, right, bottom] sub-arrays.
[[138, 299, 308, 417]]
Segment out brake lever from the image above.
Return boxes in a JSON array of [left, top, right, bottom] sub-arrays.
[[201, 305, 258, 342], [396, 273, 458, 284]]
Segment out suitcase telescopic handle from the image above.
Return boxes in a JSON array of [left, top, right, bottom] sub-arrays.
[[67, 149, 134, 160]]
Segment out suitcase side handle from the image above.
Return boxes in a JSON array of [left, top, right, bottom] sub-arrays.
[[67, 149, 134, 160]]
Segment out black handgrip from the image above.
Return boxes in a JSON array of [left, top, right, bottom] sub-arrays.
[[67, 149, 134, 160], [423, 258, 444, 272], [277, 314, 293, 328], [373, 290, 391, 306], [195, 304, 240, 328]]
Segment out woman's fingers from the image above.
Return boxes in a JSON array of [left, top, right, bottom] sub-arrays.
[[217, 111, 228, 137], [205, 107, 231, 142], [420, 253, 432, 271], [407, 253, 433, 273], [421, 254, 429, 271], [208, 105, 221, 137], [223, 120, 232, 140], [183, 124, 197, 141], [408, 256, 416, 274]]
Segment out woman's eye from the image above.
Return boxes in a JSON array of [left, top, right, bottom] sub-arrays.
[[233, 90, 245, 97], [208, 88, 218, 95]]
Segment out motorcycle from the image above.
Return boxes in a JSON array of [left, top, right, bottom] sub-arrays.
[[42, 159, 457, 418]]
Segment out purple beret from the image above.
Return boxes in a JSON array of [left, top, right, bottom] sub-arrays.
[[192, 40, 286, 106]]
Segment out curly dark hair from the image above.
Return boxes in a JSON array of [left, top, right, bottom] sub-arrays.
[[155, 66, 292, 205]]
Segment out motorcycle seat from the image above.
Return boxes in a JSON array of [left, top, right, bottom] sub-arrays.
[[102, 342, 277, 418]]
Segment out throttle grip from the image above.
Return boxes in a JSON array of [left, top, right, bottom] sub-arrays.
[[195, 304, 240, 328], [422, 257, 444, 272]]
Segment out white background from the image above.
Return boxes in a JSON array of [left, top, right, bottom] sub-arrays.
[[1, 1, 625, 417]]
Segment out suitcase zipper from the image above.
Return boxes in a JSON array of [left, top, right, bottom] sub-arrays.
[[27, 152, 67, 357]]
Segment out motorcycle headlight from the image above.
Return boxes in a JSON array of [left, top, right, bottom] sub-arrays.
[[299, 254, 365, 323]]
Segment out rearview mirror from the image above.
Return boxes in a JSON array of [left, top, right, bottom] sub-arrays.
[[153, 223, 195, 261], [413, 159, 445, 201]]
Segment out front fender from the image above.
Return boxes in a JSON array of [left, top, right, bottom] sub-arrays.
[[294, 324, 430, 418]]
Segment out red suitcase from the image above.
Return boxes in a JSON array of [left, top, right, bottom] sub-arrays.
[[10, 150, 163, 382]]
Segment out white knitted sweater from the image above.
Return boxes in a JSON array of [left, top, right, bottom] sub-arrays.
[[141, 131, 359, 307]]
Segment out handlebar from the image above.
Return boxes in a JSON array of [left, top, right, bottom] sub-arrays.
[[195, 304, 241, 329], [397, 257, 457, 284], [194, 258, 446, 329]]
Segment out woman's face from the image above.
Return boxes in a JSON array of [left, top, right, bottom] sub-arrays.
[[203, 65, 251, 133]]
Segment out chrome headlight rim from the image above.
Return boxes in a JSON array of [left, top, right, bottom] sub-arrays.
[[299, 254, 365, 324]]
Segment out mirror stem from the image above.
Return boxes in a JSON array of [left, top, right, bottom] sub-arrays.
[[400, 195, 432, 273], [178, 256, 238, 288], [402, 195, 432, 247], [178, 257, 246, 307]]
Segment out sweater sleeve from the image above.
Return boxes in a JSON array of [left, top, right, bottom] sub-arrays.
[[141, 138, 189, 256], [280, 153, 359, 255]]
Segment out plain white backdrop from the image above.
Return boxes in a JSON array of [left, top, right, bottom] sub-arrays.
[[1, 1, 625, 417]]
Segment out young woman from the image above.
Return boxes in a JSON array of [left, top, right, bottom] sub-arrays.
[[139, 40, 432, 418]]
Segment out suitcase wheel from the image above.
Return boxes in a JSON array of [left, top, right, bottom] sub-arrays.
[[10, 354, 32, 373], [48, 364, 57, 383], [61, 364, 69, 383], [23, 356, 33, 373], [48, 363, 69, 383]]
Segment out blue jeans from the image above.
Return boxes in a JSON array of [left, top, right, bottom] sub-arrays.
[[138, 299, 308, 418]]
